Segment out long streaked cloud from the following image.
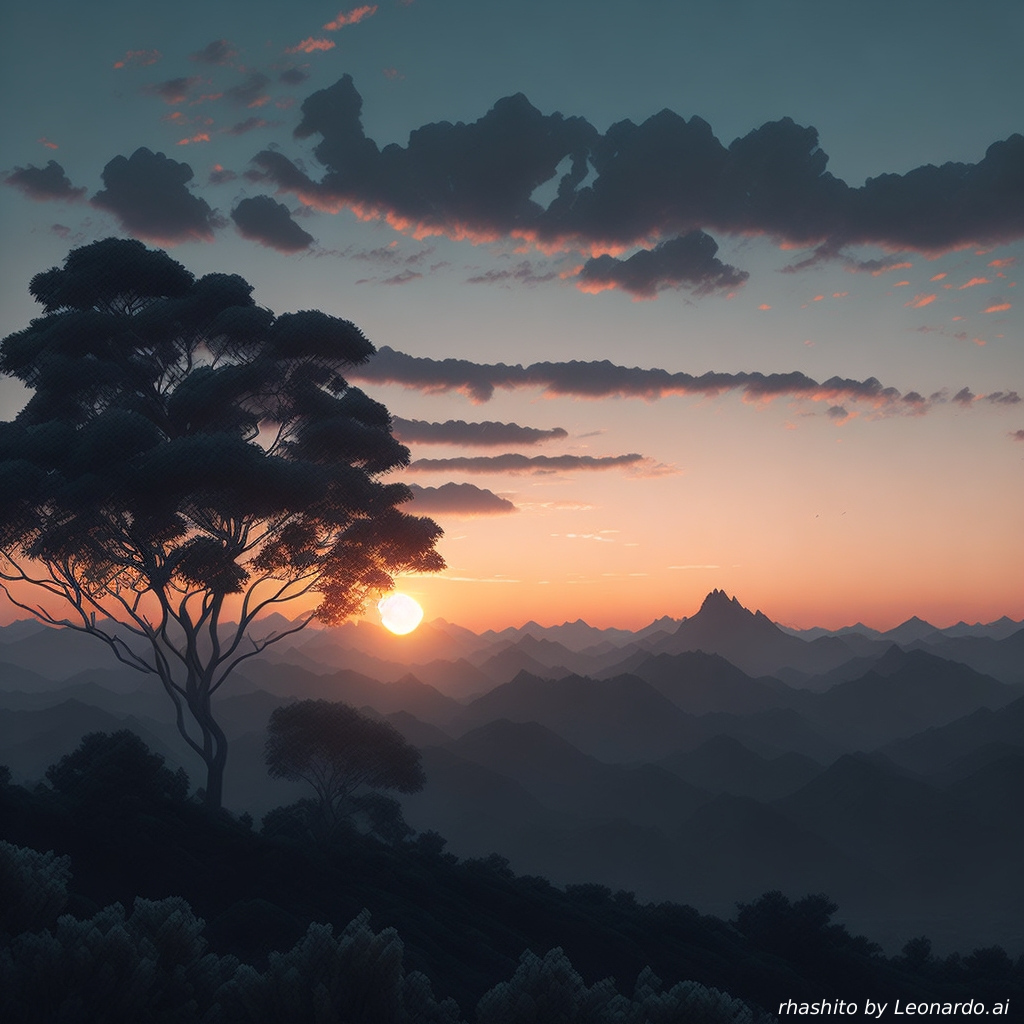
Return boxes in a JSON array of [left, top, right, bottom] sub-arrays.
[[4, 161, 86, 202], [248, 75, 1024, 293], [407, 453, 646, 474], [391, 417, 568, 446], [323, 5, 378, 29], [406, 482, 516, 515], [348, 346, 1018, 413], [91, 148, 222, 244], [230, 195, 314, 252]]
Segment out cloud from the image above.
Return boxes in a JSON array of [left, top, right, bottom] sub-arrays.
[[406, 482, 516, 515], [407, 453, 646, 474], [467, 260, 558, 285], [391, 417, 568, 446], [91, 147, 221, 244], [984, 391, 1021, 405], [576, 232, 747, 297], [190, 40, 237, 65], [143, 77, 201, 104], [231, 195, 314, 252], [209, 164, 238, 184], [113, 49, 161, 69], [4, 160, 86, 202], [904, 293, 936, 308], [280, 68, 310, 86], [225, 72, 271, 107], [348, 345, 918, 411], [958, 277, 990, 289], [1010, 430, 1024, 442], [323, 5, 378, 29], [984, 302, 1012, 312], [250, 75, 1024, 282], [224, 117, 278, 136], [286, 38, 336, 55], [380, 269, 421, 286]]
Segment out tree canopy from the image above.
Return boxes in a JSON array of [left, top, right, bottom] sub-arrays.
[[265, 700, 425, 839], [0, 238, 444, 809]]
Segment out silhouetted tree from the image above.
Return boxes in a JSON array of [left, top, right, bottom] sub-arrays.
[[45, 730, 189, 812], [265, 700, 425, 839], [0, 239, 444, 810]]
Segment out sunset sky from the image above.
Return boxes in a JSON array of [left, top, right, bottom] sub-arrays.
[[2, 0, 1022, 632]]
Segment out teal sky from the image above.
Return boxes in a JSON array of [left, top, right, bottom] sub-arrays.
[[2, 0, 1022, 630]]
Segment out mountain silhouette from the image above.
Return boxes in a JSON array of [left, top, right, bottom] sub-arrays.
[[653, 590, 859, 677], [445, 718, 710, 828]]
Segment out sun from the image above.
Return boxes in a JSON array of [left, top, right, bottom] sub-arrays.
[[377, 593, 424, 635]]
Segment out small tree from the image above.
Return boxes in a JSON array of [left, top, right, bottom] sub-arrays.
[[265, 700, 425, 839], [0, 239, 444, 810], [45, 730, 189, 811]]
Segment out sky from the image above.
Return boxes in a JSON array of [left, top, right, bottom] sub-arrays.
[[2, 0, 1023, 632]]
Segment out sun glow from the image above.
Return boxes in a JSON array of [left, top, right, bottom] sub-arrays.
[[377, 593, 424, 635]]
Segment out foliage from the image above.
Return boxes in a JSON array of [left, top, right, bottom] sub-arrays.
[[45, 729, 189, 812], [476, 949, 765, 1024], [0, 840, 71, 938], [265, 699, 425, 839], [0, 238, 444, 808]]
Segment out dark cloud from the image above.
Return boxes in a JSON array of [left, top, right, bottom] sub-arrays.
[[280, 68, 310, 86], [225, 72, 271, 107], [392, 417, 568, 446], [467, 260, 558, 286], [406, 482, 516, 515], [352, 243, 435, 266], [826, 405, 848, 420], [1010, 430, 1024, 442], [4, 160, 86, 202], [191, 39, 237, 65], [91, 148, 221, 244], [407, 453, 645, 474], [143, 77, 201, 104], [224, 117, 278, 136], [209, 165, 238, 185], [953, 387, 975, 405], [250, 75, 1024, 283], [577, 232, 747, 297], [984, 391, 1022, 404], [380, 270, 421, 286], [231, 195, 314, 252], [348, 345, 913, 410]]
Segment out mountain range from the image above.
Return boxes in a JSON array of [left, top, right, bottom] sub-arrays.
[[1, 589, 1021, 953]]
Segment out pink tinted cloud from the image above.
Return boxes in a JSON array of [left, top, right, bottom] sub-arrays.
[[958, 277, 990, 289], [904, 293, 936, 308], [930, 272, 947, 281], [871, 261, 912, 277], [323, 5, 378, 29], [38, 137, 58, 150], [286, 38, 336, 54], [989, 258, 1016, 268], [113, 49, 161, 69], [177, 133, 211, 146], [984, 302, 1012, 313]]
